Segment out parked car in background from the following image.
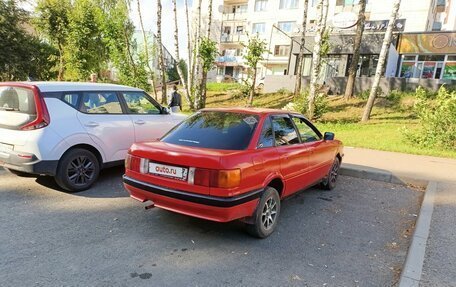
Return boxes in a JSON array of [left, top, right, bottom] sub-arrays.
[[0, 82, 185, 192], [123, 108, 343, 238]]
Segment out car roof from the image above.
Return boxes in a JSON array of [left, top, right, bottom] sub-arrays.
[[9, 81, 144, 93], [201, 107, 302, 116]]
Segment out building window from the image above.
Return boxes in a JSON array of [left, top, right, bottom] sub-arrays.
[[337, 0, 366, 6], [236, 26, 244, 34], [278, 21, 296, 33], [252, 23, 266, 34], [279, 0, 298, 9], [254, 0, 267, 11], [274, 45, 290, 57]]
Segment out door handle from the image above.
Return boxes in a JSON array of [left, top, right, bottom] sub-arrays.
[[134, 120, 146, 125], [84, 121, 99, 127]]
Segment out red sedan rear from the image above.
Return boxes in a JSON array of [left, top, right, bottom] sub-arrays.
[[123, 108, 343, 238]]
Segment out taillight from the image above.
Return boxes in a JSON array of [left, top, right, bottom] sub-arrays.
[[125, 154, 149, 174], [21, 89, 50, 130], [189, 168, 241, 188], [214, 169, 241, 189]]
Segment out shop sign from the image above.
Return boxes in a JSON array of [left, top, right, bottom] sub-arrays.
[[332, 12, 358, 29], [399, 32, 456, 54], [364, 19, 406, 32]]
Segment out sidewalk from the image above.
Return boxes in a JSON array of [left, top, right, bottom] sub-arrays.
[[340, 147, 456, 287]]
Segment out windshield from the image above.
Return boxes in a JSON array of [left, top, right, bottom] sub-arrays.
[[162, 111, 259, 150], [0, 86, 37, 129]]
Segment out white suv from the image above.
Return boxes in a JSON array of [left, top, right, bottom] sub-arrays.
[[0, 82, 186, 192]]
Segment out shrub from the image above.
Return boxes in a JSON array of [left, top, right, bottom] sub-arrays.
[[405, 86, 456, 149], [282, 90, 328, 120]]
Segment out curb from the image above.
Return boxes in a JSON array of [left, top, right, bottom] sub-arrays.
[[398, 181, 437, 287], [340, 163, 428, 188], [340, 164, 436, 287]]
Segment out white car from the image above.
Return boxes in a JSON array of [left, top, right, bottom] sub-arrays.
[[0, 82, 186, 192]]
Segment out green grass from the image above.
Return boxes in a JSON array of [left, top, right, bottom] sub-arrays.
[[180, 90, 456, 159], [205, 82, 242, 92]]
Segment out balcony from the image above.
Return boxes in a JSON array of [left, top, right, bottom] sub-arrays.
[[220, 33, 248, 44], [222, 12, 248, 21], [216, 55, 244, 66]]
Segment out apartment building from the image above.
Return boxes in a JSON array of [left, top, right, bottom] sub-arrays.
[[193, 0, 456, 82]]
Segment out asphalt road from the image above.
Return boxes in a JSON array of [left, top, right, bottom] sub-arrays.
[[0, 167, 422, 287]]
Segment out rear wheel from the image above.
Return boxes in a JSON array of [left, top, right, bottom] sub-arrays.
[[320, 157, 340, 190], [55, 148, 100, 192], [246, 187, 281, 239]]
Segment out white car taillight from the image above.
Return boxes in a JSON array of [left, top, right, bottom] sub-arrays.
[[139, 158, 149, 174]]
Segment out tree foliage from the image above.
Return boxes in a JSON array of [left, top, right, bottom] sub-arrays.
[[243, 35, 268, 106], [0, 0, 58, 81], [196, 37, 218, 109]]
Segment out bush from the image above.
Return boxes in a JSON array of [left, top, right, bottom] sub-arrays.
[[405, 86, 456, 149], [282, 90, 328, 120]]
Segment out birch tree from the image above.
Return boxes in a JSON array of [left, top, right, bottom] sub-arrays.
[[361, 0, 401, 122], [344, 0, 366, 100], [156, 0, 167, 104], [172, 0, 194, 109], [191, 0, 202, 96], [293, 0, 309, 97], [136, 0, 157, 99], [195, 0, 214, 109], [307, 0, 329, 119], [184, 0, 194, 107]]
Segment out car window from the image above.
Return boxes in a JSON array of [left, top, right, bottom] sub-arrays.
[[292, 116, 321, 143], [0, 86, 36, 128], [80, 92, 122, 114], [162, 111, 259, 150], [257, 117, 274, 148], [120, 92, 161, 114], [62, 93, 80, 108], [272, 116, 300, 146]]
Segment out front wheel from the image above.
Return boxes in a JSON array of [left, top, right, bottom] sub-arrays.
[[55, 148, 100, 192], [246, 187, 281, 238], [320, 157, 340, 190]]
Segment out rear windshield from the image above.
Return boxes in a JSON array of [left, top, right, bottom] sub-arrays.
[[162, 111, 259, 150], [0, 86, 36, 128]]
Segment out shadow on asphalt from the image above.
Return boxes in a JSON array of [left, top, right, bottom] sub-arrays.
[[33, 165, 129, 198]]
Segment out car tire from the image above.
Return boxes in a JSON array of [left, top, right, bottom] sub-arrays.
[[320, 157, 340, 190], [55, 148, 100, 192], [257, 83, 264, 90], [246, 186, 281, 239], [5, 168, 32, 177]]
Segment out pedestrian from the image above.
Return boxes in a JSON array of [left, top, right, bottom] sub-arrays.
[[168, 85, 182, 113], [89, 73, 98, 83]]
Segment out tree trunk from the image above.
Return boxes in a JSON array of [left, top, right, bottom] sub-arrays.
[[293, 0, 309, 97], [361, 0, 401, 122], [156, 0, 167, 104], [57, 43, 64, 81], [198, 0, 214, 109], [185, 0, 193, 104], [172, 0, 194, 110], [137, 0, 157, 99], [193, 0, 203, 108], [308, 0, 328, 119], [344, 0, 366, 100], [248, 67, 257, 107]]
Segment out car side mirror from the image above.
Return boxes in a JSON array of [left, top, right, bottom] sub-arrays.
[[324, 132, 335, 141]]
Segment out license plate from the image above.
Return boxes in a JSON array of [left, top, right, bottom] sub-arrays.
[[149, 162, 188, 180], [0, 143, 13, 153]]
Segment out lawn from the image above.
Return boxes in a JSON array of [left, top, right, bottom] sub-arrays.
[[181, 83, 456, 159]]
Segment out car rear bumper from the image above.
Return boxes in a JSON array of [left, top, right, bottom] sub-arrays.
[[123, 175, 262, 222], [0, 150, 58, 176]]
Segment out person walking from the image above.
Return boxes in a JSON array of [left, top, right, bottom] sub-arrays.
[[169, 85, 182, 113]]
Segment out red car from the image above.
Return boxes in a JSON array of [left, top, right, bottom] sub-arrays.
[[123, 108, 343, 238]]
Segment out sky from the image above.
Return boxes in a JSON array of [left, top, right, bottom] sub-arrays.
[[21, 0, 193, 60]]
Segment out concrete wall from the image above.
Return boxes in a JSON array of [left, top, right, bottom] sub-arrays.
[[326, 77, 456, 95], [264, 75, 456, 94], [263, 75, 310, 93]]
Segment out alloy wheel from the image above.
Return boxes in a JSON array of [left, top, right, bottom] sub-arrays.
[[67, 156, 95, 186], [261, 197, 277, 230]]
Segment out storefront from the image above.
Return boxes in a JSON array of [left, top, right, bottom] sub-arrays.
[[397, 32, 456, 80], [289, 32, 400, 81]]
